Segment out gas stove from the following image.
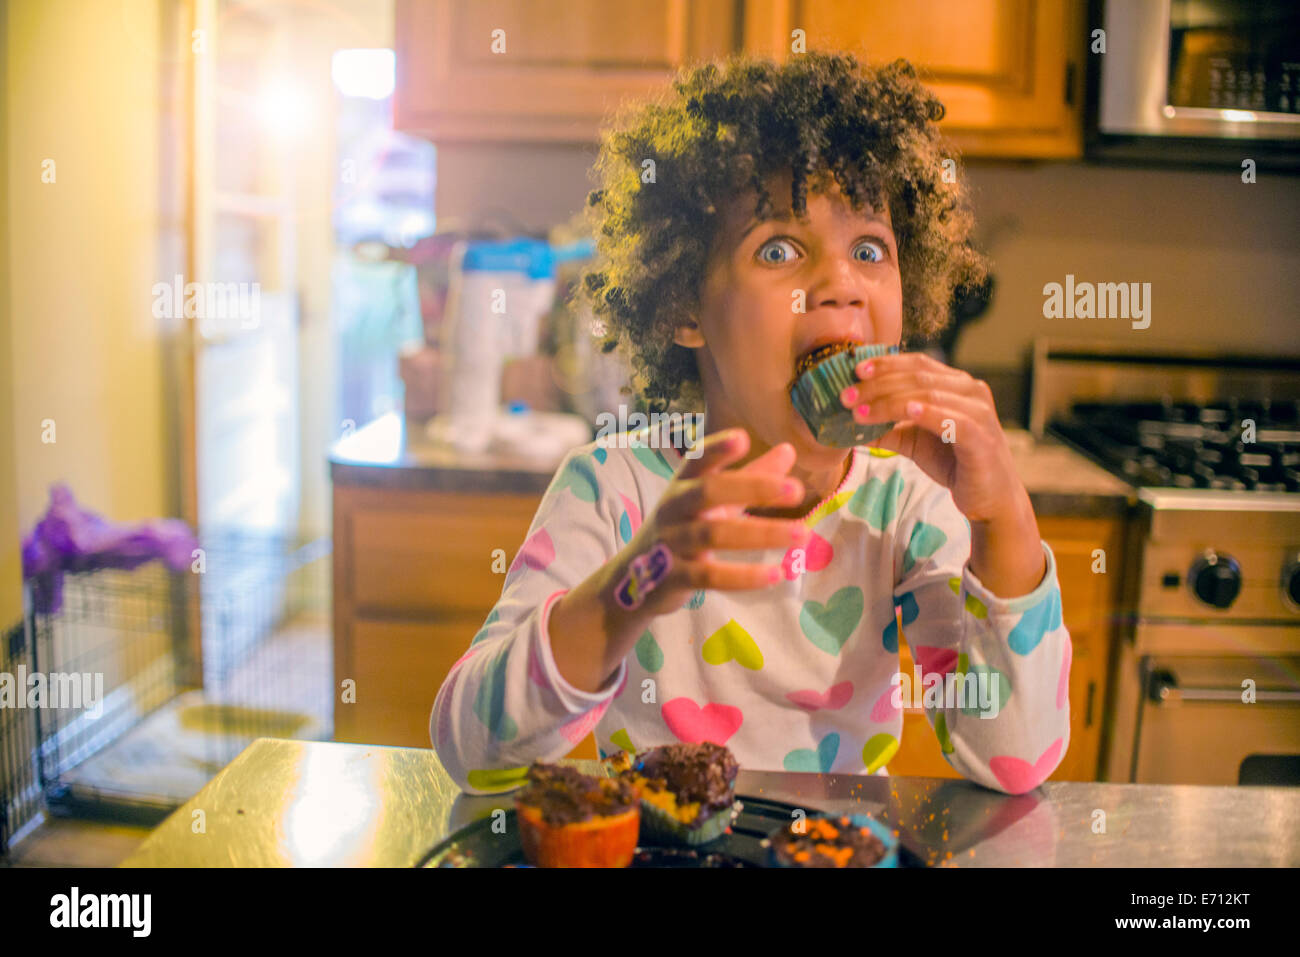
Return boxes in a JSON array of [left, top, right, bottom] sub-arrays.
[[1031, 341, 1300, 786]]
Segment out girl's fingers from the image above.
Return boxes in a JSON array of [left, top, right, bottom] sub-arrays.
[[897, 404, 989, 453], [699, 440, 802, 520], [674, 426, 751, 480], [852, 349, 955, 381], [660, 515, 810, 558], [846, 370, 986, 409], [677, 555, 786, 591], [850, 354, 995, 409], [658, 472, 803, 524], [733, 439, 797, 477], [867, 404, 986, 483], [853, 390, 994, 435]]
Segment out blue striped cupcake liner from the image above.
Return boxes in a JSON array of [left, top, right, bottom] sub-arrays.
[[790, 343, 900, 447]]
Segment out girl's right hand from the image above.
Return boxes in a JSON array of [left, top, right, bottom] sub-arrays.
[[611, 427, 812, 618]]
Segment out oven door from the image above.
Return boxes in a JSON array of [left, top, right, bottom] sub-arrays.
[[1134, 655, 1300, 785]]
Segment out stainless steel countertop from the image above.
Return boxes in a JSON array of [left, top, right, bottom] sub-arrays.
[[121, 739, 1300, 867], [328, 414, 1133, 516]]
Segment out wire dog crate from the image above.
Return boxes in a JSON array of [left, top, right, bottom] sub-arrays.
[[1, 618, 42, 858], [3, 530, 332, 852]]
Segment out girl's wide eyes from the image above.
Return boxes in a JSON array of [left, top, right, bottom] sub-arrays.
[[853, 239, 886, 263], [757, 238, 798, 264], [755, 237, 888, 264]]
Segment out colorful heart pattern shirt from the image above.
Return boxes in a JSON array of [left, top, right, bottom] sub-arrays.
[[432, 424, 1072, 797]]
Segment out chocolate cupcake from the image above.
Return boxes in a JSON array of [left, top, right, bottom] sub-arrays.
[[789, 342, 900, 447], [764, 812, 899, 868], [513, 763, 641, 867], [607, 742, 741, 846]]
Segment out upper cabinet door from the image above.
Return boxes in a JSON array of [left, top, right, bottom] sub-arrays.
[[396, 0, 1084, 157], [742, 0, 1085, 157], [395, 0, 742, 143]]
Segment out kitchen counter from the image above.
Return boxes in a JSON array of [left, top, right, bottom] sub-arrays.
[[121, 739, 1299, 867], [1004, 427, 1134, 517], [329, 414, 1133, 516], [329, 412, 562, 494]]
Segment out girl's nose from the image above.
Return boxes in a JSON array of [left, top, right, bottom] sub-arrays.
[[808, 255, 867, 311]]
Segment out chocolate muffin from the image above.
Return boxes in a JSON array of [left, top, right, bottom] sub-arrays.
[[790, 340, 862, 386], [513, 763, 641, 867], [766, 812, 899, 868], [610, 741, 741, 846]]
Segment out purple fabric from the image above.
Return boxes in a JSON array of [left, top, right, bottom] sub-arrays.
[[21, 484, 199, 614]]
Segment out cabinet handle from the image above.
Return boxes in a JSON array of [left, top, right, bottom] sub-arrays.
[[1085, 680, 1095, 727], [1064, 61, 1076, 107]]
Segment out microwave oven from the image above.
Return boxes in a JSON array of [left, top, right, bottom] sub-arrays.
[[1087, 0, 1300, 170]]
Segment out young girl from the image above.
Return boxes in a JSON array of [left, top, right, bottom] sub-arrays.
[[431, 53, 1071, 796]]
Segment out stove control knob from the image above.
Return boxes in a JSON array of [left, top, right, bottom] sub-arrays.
[[1147, 669, 1178, 704], [1189, 551, 1241, 609], [1283, 554, 1300, 610]]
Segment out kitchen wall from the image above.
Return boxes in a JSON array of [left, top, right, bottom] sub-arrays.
[[3, 0, 173, 535], [433, 143, 599, 237], [433, 143, 1299, 419], [0, 0, 19, 629], [956, 162, 1300, 368]]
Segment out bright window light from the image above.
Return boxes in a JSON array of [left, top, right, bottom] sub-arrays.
[[258, 78, 312, 136], [332, 49, 396, 100]]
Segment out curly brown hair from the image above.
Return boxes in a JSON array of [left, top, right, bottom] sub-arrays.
[[576, 51, 990, 414]]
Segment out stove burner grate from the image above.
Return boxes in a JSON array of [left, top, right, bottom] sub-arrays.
[[1050, 399, 1300, 492]]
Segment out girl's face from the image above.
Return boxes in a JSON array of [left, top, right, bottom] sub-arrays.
[[675, 169, 905, 473]]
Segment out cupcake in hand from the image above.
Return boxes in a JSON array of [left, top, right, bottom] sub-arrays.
[[789, 341, 900, 447], [513, 763, 641, 868]]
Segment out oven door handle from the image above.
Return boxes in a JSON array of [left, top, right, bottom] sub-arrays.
[[1148, 670, 1300, 705]]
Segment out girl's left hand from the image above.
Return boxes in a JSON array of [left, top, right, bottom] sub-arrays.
[[839, 352, 1028, 524]]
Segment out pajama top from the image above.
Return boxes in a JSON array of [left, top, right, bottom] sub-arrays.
[[430, 425, 1072, 796]]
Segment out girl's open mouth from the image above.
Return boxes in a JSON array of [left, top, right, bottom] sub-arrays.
[[790, 339, 864, 391]]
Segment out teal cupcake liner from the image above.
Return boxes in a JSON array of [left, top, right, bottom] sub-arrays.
[[638, 797, 742, 847], [790, 343, 900, 448], [763, 812, 900, 868]]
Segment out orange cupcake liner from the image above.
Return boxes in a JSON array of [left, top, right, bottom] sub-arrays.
[[515, 801, 641, 868]]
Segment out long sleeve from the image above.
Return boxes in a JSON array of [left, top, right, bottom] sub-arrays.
[[430, 444, 632, 794], [891, 472, 1071, 795]]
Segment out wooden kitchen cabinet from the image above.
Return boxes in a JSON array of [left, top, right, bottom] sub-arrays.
[[395, 0, 1084, 157], [345, 616, 489, 747], [395, 0, 742, 142], [741, 0, 1086, 158], [1040, 515, 1124, 781], [347, 489, 539, 616], [332, 484, 529, 747], [333, 482, 599, 757], [889, 514, 1124, 782]]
